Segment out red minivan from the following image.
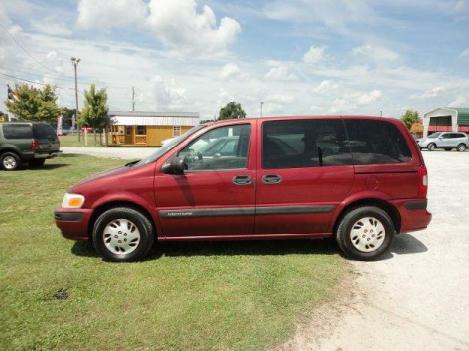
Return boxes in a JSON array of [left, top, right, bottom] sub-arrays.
[[55, 116, 431, 261]]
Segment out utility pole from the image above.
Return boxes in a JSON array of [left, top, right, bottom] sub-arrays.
[[71, 57, 81, 141], [260, 101, 264, 117], [132, 86, 135, 111], [380, 110, 383, 117]]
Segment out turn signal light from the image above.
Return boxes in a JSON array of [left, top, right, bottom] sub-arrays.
[[62, 193, 85, 209]]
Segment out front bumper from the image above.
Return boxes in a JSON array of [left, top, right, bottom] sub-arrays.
[[391, 199, 432, 233], [54, 208, 92, 240]]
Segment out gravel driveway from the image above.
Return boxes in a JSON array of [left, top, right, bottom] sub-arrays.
[[63, 147, 469, 350], [284, 151, 469, 351]]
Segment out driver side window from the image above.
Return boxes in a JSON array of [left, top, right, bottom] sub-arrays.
[[177, 124, 251, 171]]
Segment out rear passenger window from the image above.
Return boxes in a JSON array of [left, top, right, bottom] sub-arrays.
[[262, 119, 352, 169], [2, 124, 33, 139], [33, 124, 57, 139], [345, 120, 411, 164]]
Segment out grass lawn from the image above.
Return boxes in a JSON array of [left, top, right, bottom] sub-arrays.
[[0, 154, 347, 351], [59, 134, 104, 147]]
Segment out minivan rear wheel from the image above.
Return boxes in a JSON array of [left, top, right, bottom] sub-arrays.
[[92, 207, 155, 262], [457, 143, 467, 152], [1, 152, 21, 171], [336, 206, 395, 260]]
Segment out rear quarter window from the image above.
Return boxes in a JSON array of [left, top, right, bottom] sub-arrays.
[[33, 124, 57, 139], [344, 120, 412, 165], [2, 124, 33, 139]]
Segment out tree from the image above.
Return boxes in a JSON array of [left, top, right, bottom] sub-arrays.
[[218, 102, 246, 120], [79, 84, 109, 145], [400, 110, 419, 130], [5, 84, 61, 123]]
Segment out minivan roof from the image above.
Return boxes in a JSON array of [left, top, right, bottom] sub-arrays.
[[208, 115, 397, 125]]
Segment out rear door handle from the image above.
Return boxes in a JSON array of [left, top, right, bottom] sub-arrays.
[[262, 174, 282, 184], [232, 175, 252, 185]]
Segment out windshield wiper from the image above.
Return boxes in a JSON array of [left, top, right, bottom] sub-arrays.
[[125, 160, 140, 167]]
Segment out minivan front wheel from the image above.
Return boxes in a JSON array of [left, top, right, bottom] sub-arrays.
[[427, 143, 436, 151], [336, 206, 395, 260], [92, 207, 155, 262], [1, 152, 21, 171]]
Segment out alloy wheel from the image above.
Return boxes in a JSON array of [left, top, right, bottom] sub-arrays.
[[3, 156, 17, 170]]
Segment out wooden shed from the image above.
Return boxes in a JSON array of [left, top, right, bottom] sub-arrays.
[[107, 111, 199, 147]]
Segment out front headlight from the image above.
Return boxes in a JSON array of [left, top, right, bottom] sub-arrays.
[[62, 193, 85, 209]]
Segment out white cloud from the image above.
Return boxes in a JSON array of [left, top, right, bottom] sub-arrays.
[[31, 17, 72, 36], [327, 90, 382, 113], [263, 0, 380, 32], [77, 0, 147, 29], [357, 89, 382, 104], [76, 0, 241, 55], [461, 49, 469, 57], [219, 63, 241, 80], [303, 45, 325, 64], [139, 75, 186, 111], [265, 62, 297, 81], [145, 0, 241, 54], [353, 44, 399, 62], [265, 94, 295, 104], [312, 80, 338, 94], [420, 86, 447, 98], [448, 95, 467, 107]]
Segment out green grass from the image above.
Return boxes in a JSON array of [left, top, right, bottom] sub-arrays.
[[59, 134, 103, 147], [0, 155, 347, 351]]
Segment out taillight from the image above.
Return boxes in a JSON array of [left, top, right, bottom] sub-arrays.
[[32, 139, 39, 151], [418, 164, 428, 198]]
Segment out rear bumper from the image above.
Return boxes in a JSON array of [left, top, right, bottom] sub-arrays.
[[21, 150, 61, 161], [391, 199, 432, 233], [54, 208, 92, 241], [34, 150, 62, 159]]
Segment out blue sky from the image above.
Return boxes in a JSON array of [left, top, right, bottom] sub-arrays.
[[1, 0, 468, 118]]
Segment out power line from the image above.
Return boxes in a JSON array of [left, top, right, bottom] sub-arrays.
[[0, 24, 131, 89], [0, 23, 61, 76], [0, 71, 74, 90]]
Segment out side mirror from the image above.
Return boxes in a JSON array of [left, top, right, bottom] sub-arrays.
[[161, 157, 186, 175]]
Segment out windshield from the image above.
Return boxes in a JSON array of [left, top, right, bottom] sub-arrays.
[[134, 124, 207, 166], [427, 132, 441, 139]]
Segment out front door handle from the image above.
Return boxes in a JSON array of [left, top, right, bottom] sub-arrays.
[[232, 175, 252, 185], [262, 174, 282, 184]]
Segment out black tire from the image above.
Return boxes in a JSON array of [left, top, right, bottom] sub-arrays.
[[1, 152, 21, 171], [92, 207, 155, 262], [457, 143, 467, 152], [335, 206, 395, 260], [29, 159, 45, 167], [427, 143, 436, 151], [444, 148, 452, 151]]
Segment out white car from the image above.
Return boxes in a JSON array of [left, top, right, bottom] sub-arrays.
[[417, 132, 469, 151]]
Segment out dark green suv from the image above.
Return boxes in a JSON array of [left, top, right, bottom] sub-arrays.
[[0, 122, 61, 170]]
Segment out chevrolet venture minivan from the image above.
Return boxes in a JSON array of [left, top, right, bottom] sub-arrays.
[[55, 116, 431, 261]]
